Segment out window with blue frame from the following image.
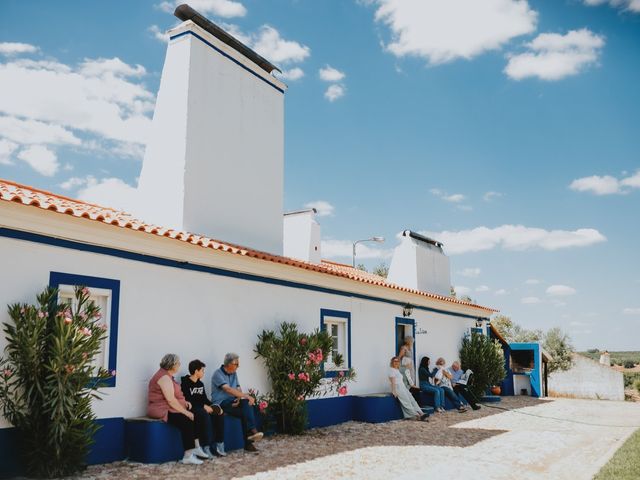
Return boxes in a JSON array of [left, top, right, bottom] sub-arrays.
[[49, 272, 120, 387], [320, 309, 351, 375]]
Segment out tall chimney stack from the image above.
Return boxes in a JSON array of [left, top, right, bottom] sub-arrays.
[[137, 5, 286, 254]]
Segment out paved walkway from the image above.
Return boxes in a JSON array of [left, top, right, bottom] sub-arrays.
[[239, 398, 640, 480]]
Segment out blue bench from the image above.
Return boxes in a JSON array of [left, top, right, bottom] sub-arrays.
[[125, 415, 244, 463], [352, 393, 433, 423]]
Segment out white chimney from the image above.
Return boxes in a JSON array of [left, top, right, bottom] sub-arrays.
[[283, 209, 321, 264], [387, 230, 451, 296], [137, 7, 286, 254]]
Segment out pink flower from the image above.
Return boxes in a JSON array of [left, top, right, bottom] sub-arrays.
[[65, 364, 75, 374], [3, 369, 11, 378], [64, 317, 73, 325], [305, 359, 311, 366], [288, 373, 295, 380], [110, 370, 117, 377], [80, 327, 92, 337], [297, 395, 304, 401], [299, 337, 307, 346], [258, 401, 268, 412], [37, 311, 45, 318], [82, 352, 88, 360], [20, 308, 26, 315], [82, 287, 90, 296], [338, 386, 348, 396], [297, 372, 306, 381], [339, 371, 345, 378], [98, 323, 108, 331], [95, 312, 102, 320]]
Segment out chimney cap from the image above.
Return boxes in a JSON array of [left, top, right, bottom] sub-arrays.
[[402, 230, 444, 248], [174, 4, 282, 74]]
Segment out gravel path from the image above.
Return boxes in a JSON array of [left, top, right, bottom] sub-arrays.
[[74, 396, 537, 480]]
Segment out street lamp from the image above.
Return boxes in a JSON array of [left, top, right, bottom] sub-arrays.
[[352, 236, 385, 267]]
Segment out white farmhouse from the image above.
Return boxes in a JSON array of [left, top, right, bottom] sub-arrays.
[[0, 7, 496, 472]]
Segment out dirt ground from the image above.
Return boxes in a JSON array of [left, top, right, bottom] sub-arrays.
[[73, 396, 542, 480]]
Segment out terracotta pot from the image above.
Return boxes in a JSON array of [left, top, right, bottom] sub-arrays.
[[491, 386, 501, 395]]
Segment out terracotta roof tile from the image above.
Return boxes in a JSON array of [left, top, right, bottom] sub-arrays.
[[0, 178, 497, 313]]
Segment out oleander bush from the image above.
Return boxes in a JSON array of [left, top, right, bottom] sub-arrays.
[[459, 332, 507, 399], [255, 322, 355, 434], [0, 286, 113, 478]]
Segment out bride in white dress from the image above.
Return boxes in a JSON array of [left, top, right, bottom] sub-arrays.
[[388, 357, 428, 421]]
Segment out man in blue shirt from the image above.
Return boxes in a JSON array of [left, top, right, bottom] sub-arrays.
[[449, 361, 481, 410], [211, 352, 263, 452]]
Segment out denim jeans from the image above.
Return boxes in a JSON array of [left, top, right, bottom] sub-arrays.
[[419, 382, 445, 409], [441, 386, 463, 408], [220, 398, 256, 441]]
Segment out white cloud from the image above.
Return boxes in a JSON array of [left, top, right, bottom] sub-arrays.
[[522, 296, 541, 304], [425, 225, 606, 255], [158, 0, 247, 18], [319, 66, 346, 82], [0, 51, 154, 162], [570, 170, 640, 195], [372, 0, 537, 65], [0, 139, 17, 165], [59, 176, 89, 191], [525, 278, 540, 285], [505, 29, 605, 81], [276, 67, 305, 81], [483, 191, 503, 201], [583, 0, 640, 13], [252, 26, 310, 64], [324, 84, 346, 102], [443, 193, 465, 203], [454, 286, 472, 296], [17, 145, 59, 176], [304, 200, 334, 217], [495, 289, 508, 296], [0, 115, 81, 146], [148, 25, 169, 43], [622, 307, 640, 315], [322, 239, 392, 260], [77, 177, 139, 213], [476, 285, 490, 292], [458, 267, 481, 278], [546, 284, 577, 296], [0, 42, 38, 56]]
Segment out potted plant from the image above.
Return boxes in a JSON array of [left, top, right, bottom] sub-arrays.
[[491, 385, 501, 395]]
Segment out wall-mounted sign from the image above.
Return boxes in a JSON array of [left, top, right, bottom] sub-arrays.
[[416, 328, 428, 335]]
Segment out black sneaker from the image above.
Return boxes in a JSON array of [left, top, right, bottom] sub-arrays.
[[244, 441, 258, 453], [211, 404, 223, 415], [472, 404, 481, 410], [419, 413, 429, 422]]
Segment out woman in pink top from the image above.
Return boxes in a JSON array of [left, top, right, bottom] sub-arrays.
[[148, 353, 210, 464]]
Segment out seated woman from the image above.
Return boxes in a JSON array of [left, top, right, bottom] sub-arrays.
[[147, 353, 211, 464], [433, 357, 467, 413], [388, 356, 428, 421], [418, 356, 445, 412]]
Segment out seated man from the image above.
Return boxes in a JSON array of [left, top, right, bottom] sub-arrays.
[[181, 359, 226, 457], [211, 352, 263, 452], [449, 360, 481, 410]]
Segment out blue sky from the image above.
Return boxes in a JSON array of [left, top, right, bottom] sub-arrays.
[[1, 0, 639, 350]]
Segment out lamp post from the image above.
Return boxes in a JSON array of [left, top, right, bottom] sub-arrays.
[[352, 236, 385, 268]]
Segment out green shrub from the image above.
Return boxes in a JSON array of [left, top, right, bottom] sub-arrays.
[[459, 332, 506, 399], [0, 286, 112, 478], [624, 372, 640, 388], [255, 322, 355, 434], [634, 380, 640, 394], [624, 360, 636, 369]]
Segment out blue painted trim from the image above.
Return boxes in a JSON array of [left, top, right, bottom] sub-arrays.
[[320, 309, 351, 378], [395, 317, 416, 368], [49, 272, 120, 388], [169, 30, 285, 94], [0, 227, 489, 321]]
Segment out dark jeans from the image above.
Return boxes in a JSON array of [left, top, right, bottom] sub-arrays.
[[191, 406, 225, 445], [441, 386, 463, 409], [453, 384, 479, 408], [167, 411, 206, 451], [220, 398, 256, 443]]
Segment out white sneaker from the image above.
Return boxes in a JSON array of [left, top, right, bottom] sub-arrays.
[[193, 446, 213, 459], [181, 453, 203, 465], [215, 442, 227, 457], [247, 431, 264, 442]]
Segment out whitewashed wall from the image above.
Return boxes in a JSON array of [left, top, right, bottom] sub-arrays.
[[0, 233, 475, 428], [548, 354, 624, 401]]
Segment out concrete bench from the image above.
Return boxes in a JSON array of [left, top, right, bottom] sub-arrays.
[[124, 415, 244, 463]]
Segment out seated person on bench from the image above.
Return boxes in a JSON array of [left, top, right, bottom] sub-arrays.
[[147, 353, 210, 465], [434, 357, 467, 413], [211, 352, 264, 453], [449, 360, 481, 410], [181, 359, 226, 457]]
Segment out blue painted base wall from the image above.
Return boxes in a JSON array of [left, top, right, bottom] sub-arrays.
[[0, 417, 125, 479]]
